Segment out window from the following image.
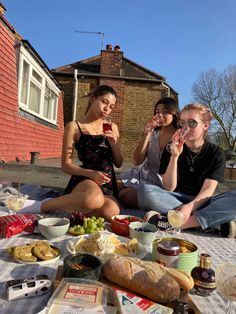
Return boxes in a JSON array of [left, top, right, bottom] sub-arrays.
[[18, 44, 59, 124]]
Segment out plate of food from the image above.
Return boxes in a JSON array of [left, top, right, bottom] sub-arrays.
[[66, 231, 148, 262], [7, 240, 61, 265], [68, 212, 106, 236]]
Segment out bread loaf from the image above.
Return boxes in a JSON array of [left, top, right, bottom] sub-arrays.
[[103, 256, 180, 303], [164, 267, 194, 290]]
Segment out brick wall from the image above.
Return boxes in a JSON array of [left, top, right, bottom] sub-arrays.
[[0, 19, 64, 162], [100, 49, 123, 76], [121, 82, 176, 161]]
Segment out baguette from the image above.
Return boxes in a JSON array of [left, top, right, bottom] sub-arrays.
[[164, 267, 194, 290], [103, 256, 180, 303], [128, 258, 194, 290]]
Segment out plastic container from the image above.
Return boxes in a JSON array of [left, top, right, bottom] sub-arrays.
[[46, 278, 117, 313]]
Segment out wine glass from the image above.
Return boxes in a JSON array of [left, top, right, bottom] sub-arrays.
[[99, 116, 112, 148], [144, 114, 163, 133], [166, 124, 191, 153], [215, 264, 236, 314], [167, 210, 184, 236], [6, 193, 27, 215]]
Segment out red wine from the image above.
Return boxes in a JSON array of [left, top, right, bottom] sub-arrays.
[[103, 123, 112, 132]]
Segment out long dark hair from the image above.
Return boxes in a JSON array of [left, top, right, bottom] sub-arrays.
[[154, 97, 179, 129], [85, 85, 117, 114]]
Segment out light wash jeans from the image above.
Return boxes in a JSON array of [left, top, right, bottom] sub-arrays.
[[137, 184, 236, 229]]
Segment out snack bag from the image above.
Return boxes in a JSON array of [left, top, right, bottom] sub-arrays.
[[0, 214, 40, 238]]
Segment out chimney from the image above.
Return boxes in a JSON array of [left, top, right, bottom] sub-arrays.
[[100, 43, 123, 76], [0, 3, 6, 15], [114, 45, 121, 51], [106, 44, 113, 50]]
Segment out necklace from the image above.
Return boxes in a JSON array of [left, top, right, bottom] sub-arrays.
[[187, 145, 203, 172]]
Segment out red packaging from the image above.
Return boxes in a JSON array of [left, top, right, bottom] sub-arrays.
[[0, 214, 40, 238]]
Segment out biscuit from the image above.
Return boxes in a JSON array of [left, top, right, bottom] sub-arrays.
[[32, 244, 59, 261], [8, 241, 59, 262], [12, 244, 37, 262]]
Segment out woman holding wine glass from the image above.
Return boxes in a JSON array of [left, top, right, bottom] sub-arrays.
[[118, 97, 179, 208], [142, 103, 236, 236], [40, 85, 123, 220]]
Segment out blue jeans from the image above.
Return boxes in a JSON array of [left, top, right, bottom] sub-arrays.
[[137, 184, 236, 229]]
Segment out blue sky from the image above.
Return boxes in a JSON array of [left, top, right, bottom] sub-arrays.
[[3, 0, 236, 107]]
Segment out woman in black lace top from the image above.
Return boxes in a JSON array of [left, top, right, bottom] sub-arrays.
[[41, 85, 123, 219]]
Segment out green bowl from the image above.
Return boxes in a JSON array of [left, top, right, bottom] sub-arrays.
[[152, 237, 198, 274], [62, 253, 103, 280]]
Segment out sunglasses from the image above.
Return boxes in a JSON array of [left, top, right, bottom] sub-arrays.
[[177, 119, 203, 129]]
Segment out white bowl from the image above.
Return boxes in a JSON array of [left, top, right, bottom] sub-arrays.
[[38, 217, 70, 240], [129, 221, 158, 246]]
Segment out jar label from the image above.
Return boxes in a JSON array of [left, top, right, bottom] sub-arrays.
[[194, 279, 216, 289], [156, 253, 179, 268]]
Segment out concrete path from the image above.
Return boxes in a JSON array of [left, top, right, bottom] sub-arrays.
[[1, 158, 236, 193]]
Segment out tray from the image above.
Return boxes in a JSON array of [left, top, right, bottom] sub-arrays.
[[53, 266, 201, 313]]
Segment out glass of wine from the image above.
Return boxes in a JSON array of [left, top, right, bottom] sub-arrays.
[[166, 124, 190, 153], [167, 210, 184, 236], [6, 193, 27, 215], [215, 264, 236, 314], [99, 116, 112, 148], [144, 114, 163, 133]]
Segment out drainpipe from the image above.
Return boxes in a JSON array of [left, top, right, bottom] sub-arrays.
[[161, 81, 170, 97], [72, 69, 78, 120]]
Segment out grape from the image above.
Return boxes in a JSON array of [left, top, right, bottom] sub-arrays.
[[69, 211, 86, 227], [68, 214, 106, 235]]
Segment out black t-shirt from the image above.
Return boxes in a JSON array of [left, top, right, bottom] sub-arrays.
[[159, 141, 225, 196]]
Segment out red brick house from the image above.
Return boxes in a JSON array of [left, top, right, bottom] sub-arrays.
[[52, 44, 178, 161], [0, 4, 64, 163]]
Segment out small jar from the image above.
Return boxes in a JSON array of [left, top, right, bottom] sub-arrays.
[[156, 239, 180, 268]]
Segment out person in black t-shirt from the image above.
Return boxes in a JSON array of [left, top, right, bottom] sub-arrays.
[[138, 103, 236, 232]]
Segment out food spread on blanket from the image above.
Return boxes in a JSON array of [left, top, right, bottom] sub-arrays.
[[7, 240, 60, 262], [67, 231, 139, 260]]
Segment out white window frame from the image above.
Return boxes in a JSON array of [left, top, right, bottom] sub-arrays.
[[17, 44, 60, 124]]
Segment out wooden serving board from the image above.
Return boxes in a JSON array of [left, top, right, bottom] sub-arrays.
[[53, 266, 201, 314]]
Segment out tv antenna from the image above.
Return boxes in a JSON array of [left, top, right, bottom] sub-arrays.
[[75, 30, 104, 50]]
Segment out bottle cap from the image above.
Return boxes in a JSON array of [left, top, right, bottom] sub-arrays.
[[199, 253, 211, 268]]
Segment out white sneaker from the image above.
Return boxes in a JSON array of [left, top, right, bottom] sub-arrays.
[[228, 221, 236, 238]]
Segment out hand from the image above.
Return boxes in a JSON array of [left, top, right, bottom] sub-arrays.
[[170, 131, 185, 157], [175, 204, 192, 224], [90, 171, 111, 186], [105, 129, 118, 146]]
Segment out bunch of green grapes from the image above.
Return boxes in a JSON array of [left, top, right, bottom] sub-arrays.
[[69, 216, 105, 235]]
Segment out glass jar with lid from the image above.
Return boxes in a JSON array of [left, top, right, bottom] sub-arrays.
[[156, 239, 180, 268]]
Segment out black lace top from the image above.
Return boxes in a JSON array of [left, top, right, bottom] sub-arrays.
[[64, 122, 118, 198]]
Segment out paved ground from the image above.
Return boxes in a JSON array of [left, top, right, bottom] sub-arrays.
[[1, 158, 236, 193], [0, 158, 132, 190]]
